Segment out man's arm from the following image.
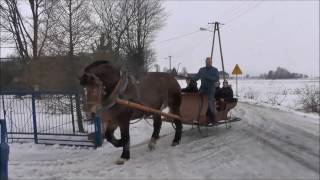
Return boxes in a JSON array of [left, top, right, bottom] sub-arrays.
[[192, 68, 203, 81]]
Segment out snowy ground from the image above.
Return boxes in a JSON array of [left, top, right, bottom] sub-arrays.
[[9, 102, 319, 180], [7, 78, 320, 179]]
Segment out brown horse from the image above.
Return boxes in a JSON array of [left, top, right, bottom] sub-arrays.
[[79, 60, 182, 164]]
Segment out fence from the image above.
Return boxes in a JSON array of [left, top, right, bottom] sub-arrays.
[[0, 91, 102, 147]]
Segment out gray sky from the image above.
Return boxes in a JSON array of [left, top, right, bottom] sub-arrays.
[[152, 0, 319, 76]]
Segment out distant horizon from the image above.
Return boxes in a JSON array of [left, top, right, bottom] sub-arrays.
[[153, 63, 319, 77]]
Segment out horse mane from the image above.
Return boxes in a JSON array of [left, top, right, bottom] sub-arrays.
[[84, 60, 110, 72]]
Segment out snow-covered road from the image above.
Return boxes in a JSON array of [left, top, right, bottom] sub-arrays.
[[9, 102, 319, 180]]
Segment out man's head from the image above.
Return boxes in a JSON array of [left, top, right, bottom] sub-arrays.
[[205, 57, 212, 67], [223, 80, 229, 87], [186, 78, 191, 85], [216, 81, 220, 88]]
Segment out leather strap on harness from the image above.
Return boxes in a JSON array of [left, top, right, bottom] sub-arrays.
[[87, 70, 143, 115], [102, 71, 129, 109], [129, 75, 142, 103]]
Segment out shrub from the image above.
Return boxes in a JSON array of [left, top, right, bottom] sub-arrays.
[[266, 89, 287, 106], [243, 88, 259, 100], [297, 85, 320, 113]]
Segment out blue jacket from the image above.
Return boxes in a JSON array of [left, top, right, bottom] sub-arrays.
[[192, 66, 219, 100]]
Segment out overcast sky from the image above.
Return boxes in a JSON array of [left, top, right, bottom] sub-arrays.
[[152, 0, 319, 76]]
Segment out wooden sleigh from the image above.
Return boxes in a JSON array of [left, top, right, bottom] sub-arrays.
[[116, 92, 239, 127], [166, 93, 239, 126]]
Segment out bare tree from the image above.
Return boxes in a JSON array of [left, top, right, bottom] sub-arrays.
[[93, 0, 166, 75], [92, 0, 134, 57], [124, 0, 165, 76], [181, 67, 188, 76], [154, 63, 160, 72], [0, 0, 57, 59], [45, 0, 96, 57]]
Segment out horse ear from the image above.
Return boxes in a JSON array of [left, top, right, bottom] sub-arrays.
[[77, 75, 82, 81], [83, 73, 92, 81], [80, 73, 91, 85]]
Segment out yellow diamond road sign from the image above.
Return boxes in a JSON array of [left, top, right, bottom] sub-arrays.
[[232, 64, 242, 75]]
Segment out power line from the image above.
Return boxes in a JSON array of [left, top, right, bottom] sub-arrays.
[[153, 30, 201, 45], [224, 1, 264, 25], [154, 2, 263, 46], [219, 1, 250, 21], [154, 2, 264, 66], [153, 24, 211, 46], [170, 33, 212, 58]]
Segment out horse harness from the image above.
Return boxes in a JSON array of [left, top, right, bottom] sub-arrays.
[[85, 71, 141, 113]]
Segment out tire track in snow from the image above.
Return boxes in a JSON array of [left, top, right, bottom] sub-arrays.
[[236, 103, 319, 173]]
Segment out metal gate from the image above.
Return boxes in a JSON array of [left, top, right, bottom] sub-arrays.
[[0, 91, 102, 147]]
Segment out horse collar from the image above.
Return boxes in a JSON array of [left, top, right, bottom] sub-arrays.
[[101, 71, 129, 110]]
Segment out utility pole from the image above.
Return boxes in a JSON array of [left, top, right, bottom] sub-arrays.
[[168, 56, 172, 71], [207, 21, 226, 82]]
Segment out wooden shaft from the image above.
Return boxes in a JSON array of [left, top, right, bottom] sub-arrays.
[[116, 98, 183, 121]]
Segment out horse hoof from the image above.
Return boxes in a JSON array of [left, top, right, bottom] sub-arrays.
[[148, 142, 156, 151], [171, 141, 179, 146], [115, 158, 128, 165], [148, 138, 157, 151]]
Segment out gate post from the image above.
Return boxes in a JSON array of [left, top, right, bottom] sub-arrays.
[[31, 92, 38, 144], [70, 95, 76, 133], [94, 116, 102, 147], [0, 119, 9, 180], [75, 94, 84, 133]]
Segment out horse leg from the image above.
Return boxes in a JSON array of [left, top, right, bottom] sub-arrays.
[[148, 114, 162, 151], [105, 125, 122, 148], [169, 93, 182, 146], [172, 119, 182, 146], [115, 120, 130, 165]]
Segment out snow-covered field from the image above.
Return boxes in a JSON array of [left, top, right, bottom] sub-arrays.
[[227, 78, 319, 118], [7, 78, 320, 180]]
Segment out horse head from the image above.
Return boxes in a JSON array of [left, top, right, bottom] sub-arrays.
[[79, 61, 120, 120]]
